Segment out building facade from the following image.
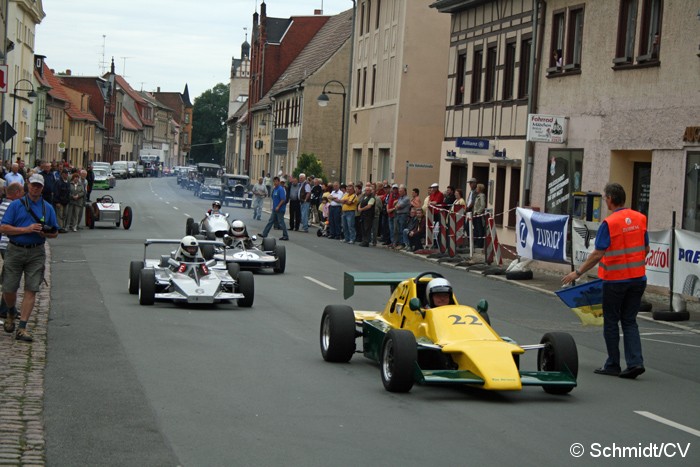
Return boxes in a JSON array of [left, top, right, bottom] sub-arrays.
[[347, 0, 449, 188]]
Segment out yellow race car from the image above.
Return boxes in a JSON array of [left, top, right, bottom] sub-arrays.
[[320, 272, 578, 395]]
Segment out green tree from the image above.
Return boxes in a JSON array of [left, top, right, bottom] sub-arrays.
[[292, 153, 325, 181], [190, 83, 229, 164]]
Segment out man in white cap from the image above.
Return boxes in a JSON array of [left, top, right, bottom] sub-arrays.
[[0, 174, 59, 342]]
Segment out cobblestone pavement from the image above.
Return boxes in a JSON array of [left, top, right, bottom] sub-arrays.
[[0, 247, 51, 466]]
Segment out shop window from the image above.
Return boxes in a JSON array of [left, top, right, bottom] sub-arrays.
[[545, 149, 583, 216], [683, 152, 700, 232]]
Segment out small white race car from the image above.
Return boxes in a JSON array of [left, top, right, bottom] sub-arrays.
[[128, 239, 254, 307]]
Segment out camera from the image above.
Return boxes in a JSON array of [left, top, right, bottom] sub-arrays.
[[41, 225, 57, 234]]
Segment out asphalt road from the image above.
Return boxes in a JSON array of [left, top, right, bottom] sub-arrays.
[[44, 177, 700, 466]]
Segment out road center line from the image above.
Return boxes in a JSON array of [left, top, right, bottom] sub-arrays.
[[304, 276, 337, 290], [635, 411, 700, 438], [173, 206, 179, 210], [640, 337, 700, 349]]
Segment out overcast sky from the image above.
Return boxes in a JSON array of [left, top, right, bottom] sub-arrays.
[[35, 0, 351, 100]]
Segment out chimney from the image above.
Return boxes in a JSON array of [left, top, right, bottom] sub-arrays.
[[314, 9, 322, 15], [157, 86, 160, 92], [65, 69, 72, 76], [110, 57, 115, 74]]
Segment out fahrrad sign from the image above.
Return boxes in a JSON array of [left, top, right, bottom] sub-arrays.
[[527, 114, 568, 143]]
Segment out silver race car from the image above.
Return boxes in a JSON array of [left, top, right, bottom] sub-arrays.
[[128, 238, 254, 307], [210, 234, 286, 274], [186, 212, 231, 240]]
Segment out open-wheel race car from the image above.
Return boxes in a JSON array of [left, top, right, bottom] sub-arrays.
[[185, 212, 231, 240], [85, 195, 133, 229], [320, 272, 578, 395], [210, 234, 286, 274], [128, 238, 254, 307]]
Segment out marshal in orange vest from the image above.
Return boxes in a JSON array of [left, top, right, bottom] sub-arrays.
[[598, 209, 647, 281]]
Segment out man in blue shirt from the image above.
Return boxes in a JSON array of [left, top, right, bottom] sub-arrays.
[[0, 174, 59, 342], [4, 163, 24, 186], [259, 176, 289, 241]]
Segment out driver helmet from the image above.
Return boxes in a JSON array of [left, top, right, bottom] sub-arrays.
[[426, 278, 452, 307], [212, 200, 222, 210], [231, 220, 246, 238], [178, 235, 200, 259]]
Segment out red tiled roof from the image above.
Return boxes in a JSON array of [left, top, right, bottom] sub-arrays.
[[113, 74, 148, 105], [122, 108, 141, 131]]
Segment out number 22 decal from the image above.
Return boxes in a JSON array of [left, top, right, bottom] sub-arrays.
[[448, 314, 482, 325]]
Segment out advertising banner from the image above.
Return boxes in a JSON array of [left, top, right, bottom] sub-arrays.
[[674, 229, 700, 297], [646, 230, 672, 288], [527, 114, 568, 143], [516, 208, 568, 263], [572, 219, 600, 274]]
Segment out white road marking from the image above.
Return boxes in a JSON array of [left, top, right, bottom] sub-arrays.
[[165, 201, 170, 205], [641, 337, 700, 349], [638, 314, 700, 335], [173, 206, 179, 210], [635, 411, 700, 438], [305, 276, 337, 290], [639, 331, 694, 336], [184, 213, 190, 217]]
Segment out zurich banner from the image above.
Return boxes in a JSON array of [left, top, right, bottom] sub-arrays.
[[516, 208, 569, 263]]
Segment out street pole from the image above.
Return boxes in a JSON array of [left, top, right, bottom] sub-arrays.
[[317, 80, 346, 183], [11, 79, 37, 163]]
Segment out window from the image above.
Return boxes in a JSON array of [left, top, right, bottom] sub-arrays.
[[455, 52, 466, 105], [376, 0, 381, 29], [471, 48, 483, 103], [502, 41, 516, 100], [362, 67, 367, 106], [360, 2, 365, 35], [545, 149, 583, 216], [550, 11, 565, 68], [366, 1, 372, 34], [615, 0, 638, 64], [565, 8, 584, 69], [371, 65, 377, 105], [484, 45, 497, 102], [638, 0, 662, 62], [518, 36, 531, 98], [356, 69, 361, 107]]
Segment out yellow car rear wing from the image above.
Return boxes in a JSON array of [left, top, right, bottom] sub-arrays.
[[343, 272, 423, 299]]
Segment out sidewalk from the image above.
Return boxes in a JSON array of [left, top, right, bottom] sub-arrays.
[[0, 247, 51, 466]]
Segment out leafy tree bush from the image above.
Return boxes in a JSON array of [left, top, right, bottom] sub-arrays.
[[191, 83, 229, 164], [293, 153, 325, 181]]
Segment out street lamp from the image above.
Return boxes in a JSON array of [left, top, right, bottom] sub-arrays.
[[317, 80, 346, 183], [11, 79, 37, 161], [33, 105, 52, 166]]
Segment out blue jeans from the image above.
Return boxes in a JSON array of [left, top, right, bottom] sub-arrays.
[[394, 213, 408, 245], [253, 196, 264, 220], [329, 206, 342, 239], [300, 202, 310, 231], [342, 211, 356, 242], [262, 210, 288, 238], [602, 280, 646, 369], [387, 216, 394, 243]]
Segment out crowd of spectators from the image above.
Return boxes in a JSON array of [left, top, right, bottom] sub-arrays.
[[272, 174, 485, 252], [0, 158, 94, 233]]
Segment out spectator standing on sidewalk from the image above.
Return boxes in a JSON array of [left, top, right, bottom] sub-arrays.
[[86, 165, 94, 201], [288, 176, 301, 231], [53, 169, 70, 233], [66, 172, 86, 232], [310, 178, 323, 225], [0, 183, 25, 322], [562, 182, 649, 379], [39, 161, 55, 204], [298, 173, 311, 232], [329, 182, 344, 240], [392, 186, 411, 249], [251, 177, 267, 221], [357, 184, 375, 247], [340, 184, 359, 244], [0, 174, 59, 341], [4, 163, 24, 187]]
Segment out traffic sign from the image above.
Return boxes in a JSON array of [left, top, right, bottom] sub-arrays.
[[0, 120, 16, 144]]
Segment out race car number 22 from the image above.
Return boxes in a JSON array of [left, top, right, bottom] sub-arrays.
[[448, 315, 482, 325]]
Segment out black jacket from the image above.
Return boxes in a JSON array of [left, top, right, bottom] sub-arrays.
[[54, 178, 71, 205]]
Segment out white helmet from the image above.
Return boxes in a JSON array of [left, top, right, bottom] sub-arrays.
[[231, 220, 246, 237], [212, 200, 222, 209], [426, 278, 452, 307], [178, 235, 199, 259]]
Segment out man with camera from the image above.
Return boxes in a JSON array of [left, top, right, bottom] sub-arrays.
[[0, 174, 59, 342]]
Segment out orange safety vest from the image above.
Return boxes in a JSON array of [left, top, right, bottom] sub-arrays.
[[598, 209, 647, 280]]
